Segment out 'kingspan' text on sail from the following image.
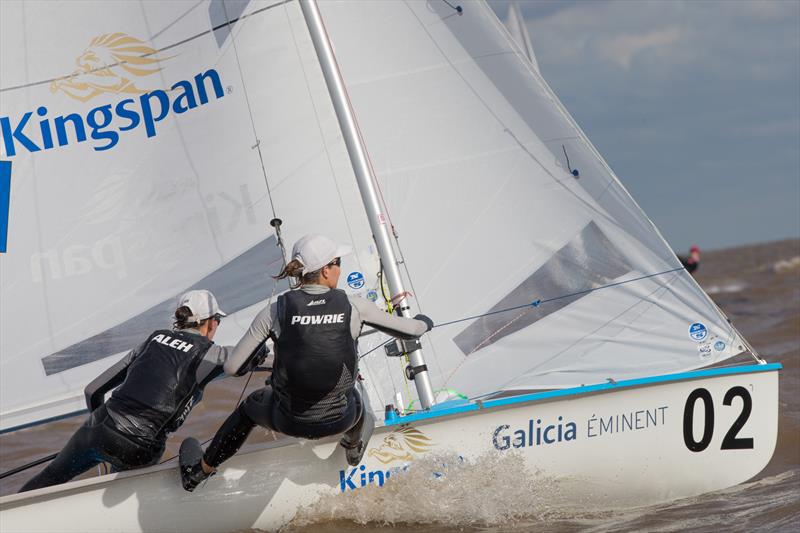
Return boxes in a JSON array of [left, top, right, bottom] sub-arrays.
[[0, 69, 225, 157]]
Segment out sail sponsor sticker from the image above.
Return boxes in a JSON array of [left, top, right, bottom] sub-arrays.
[[366, 289, 378, 302], [698, 343, 712, 358], [689, 323, 708, 342], [714, 340, 726, 351], [347, 271, 365, 290]]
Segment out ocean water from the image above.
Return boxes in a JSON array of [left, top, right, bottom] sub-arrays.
[[1, 239, 798, 532]]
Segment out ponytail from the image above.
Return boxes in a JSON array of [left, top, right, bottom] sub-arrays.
[[274, 259, 320, 289], [173, 305, 208, 330]]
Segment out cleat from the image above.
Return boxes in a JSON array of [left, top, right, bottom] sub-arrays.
[[179, 437, 213, 492]]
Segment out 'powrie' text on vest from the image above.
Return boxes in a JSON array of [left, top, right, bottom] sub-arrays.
[[152, 334, 193, 353], [290, 313, 346, 326]]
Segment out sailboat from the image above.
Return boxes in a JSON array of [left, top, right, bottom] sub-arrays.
[[0, 1, 779, 531]]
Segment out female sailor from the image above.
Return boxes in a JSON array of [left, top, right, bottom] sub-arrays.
[[180, 234, 432, 492], [20, 290, 238, 492]]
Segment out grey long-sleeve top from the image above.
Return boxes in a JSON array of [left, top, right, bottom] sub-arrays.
[[225, 285, 428, 376]]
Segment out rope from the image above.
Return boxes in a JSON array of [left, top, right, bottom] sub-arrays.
[[0, 453, 57, 480], [358, 266, 685, 363], [405, 388, 466, 412], [220, 1, 286, 263], [434, 267, 685, 329]]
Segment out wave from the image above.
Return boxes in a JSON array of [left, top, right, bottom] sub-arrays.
[[289, 452, 569, 529], [285, 457, 799, 533], [773, 256, 800, 274], [705, 281, 747, 294]]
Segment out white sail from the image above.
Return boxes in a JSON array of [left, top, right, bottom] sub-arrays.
[[0, 0, 376, 431], [316, 0, 747, 404], [1, 0, 747, 433]]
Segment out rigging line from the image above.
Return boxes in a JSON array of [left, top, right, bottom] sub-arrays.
[[282, 3, 362, 273], [377, 264, 414, 400], [159, 367, 258, 465], [0, 453, 58, 480], [323, 4, 441, 382], [3, 360, 262, 474], [317, 6, 422, 312], [475, 272, 680, 389], [150, 0, 205, 40], [0, 0, 293, 93], [358, 267, 684, 361], [485, 0, 675, 245], [434, 266, 686, 329], [361, 270, 681, 361], [359, 337, 395, 360], [442, 1, 464, 15], [415, 2, 651, 253], [220, 2, 282, 245], [442, 269, 683, 390], [160, 272, 280, 466]]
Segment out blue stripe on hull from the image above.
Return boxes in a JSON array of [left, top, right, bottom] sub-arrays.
[[385, 363, 782, 426]]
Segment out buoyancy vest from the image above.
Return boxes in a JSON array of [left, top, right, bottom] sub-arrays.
[[106, 329, 212, 442], [272, 288, 357, 423]]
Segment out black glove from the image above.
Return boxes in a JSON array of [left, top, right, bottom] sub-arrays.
[[236, 343, 270, 376], [414, 313, 434, 332]]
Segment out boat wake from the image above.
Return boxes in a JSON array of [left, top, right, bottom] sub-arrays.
[[288, 452, 569, 529], [286, 466, 799, 533]]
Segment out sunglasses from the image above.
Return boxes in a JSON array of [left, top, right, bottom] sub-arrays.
[[212, 313, 224, 323], [327, 257, 341, 268]]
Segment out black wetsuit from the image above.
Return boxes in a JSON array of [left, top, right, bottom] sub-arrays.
[[204, 289, 367, 467], [19, 329, 225, 493]]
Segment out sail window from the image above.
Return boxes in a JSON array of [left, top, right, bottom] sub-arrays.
[[453, 222, 632, 356], [40, 236, 284, 375]]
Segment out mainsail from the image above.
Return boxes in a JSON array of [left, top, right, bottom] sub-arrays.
[[0, 0, 746, 433]]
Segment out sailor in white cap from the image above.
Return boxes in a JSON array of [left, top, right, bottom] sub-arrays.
[[180, 235, 433, 491], [20, 290, 241, 493]]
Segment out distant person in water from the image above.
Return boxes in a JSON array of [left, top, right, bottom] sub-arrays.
[[179, 234, 432, 492], [678, 245, 701, 274], [19, 290, 243, 493]]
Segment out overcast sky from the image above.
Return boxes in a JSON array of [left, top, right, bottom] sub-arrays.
[[489, 0, 800, 252]]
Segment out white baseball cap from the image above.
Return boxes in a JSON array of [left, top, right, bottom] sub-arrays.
[[178, 289, 226, 322], [292, 234, 353, 275]]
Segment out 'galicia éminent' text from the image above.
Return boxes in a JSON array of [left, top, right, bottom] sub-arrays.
[[587, 406, 668, 438], [493, 416, 577, 450]]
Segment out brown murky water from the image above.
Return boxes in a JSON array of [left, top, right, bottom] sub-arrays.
[[2, 239, 798, 532]]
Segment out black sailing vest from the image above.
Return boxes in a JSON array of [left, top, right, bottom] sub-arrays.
[[272, 288, 357, 423], [106, 329, 212, 442]]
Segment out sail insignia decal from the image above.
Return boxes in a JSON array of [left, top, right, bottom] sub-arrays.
[[367, 426, 435, 464], [40, 236, 286, 375], [50, 33, 170, 103], [339, 426, 434, 492]]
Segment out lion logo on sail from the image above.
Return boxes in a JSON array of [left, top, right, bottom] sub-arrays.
[[50, 33, 169, 102], [368, 426, 434, 464]]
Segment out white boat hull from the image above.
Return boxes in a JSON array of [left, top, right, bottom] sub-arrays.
[[0, 365, 779, 532]]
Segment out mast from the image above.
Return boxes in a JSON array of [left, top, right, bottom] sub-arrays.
[[299, 0, 436, 409]]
